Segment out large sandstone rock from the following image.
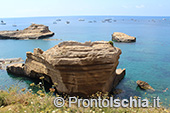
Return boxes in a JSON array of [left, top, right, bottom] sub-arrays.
[[112, 32, 136, 42], [7, 41, 125, 96], [136, 80, 155, 91], [0, 24, 54, 39]]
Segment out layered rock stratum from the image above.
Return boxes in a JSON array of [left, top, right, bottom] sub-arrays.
[[7, 41, 125, 96], [112, 32, 136, 42], [0, 24, 54, 39]]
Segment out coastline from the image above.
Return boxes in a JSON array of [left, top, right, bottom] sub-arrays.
[[0, 16, 170, 109]]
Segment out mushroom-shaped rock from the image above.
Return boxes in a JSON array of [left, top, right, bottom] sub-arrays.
[[7, 41, 126, 96]]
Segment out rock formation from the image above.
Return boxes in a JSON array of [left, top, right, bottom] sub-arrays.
[[7, 41, 125, 96], [136, 80, 155, 91], [7, 63, 25, 75], [0, 24, 54, 39], [0, 58, 24, 70], [112, 32, 136, 42]]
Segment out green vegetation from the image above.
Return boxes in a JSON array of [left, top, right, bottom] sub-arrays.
[[0, 76, 170, 113], [108, 41, 114, 46]]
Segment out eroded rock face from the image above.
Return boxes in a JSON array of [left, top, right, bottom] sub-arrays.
[[136, 80, 155, 91], [112, 32, 136, 43], [0, 24, 54, 39], [7, 41, 125, 96]]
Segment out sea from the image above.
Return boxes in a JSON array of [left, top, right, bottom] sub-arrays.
[[0, 16, 170, 107]]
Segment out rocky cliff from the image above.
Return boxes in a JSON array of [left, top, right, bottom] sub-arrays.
[[0, 24, 54, 39], [7, 41, 125, 96]]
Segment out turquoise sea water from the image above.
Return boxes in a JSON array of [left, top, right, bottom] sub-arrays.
[[0, 16, 170, 107]]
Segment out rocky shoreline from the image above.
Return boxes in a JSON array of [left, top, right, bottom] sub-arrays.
[[7, 41, 126, 96]]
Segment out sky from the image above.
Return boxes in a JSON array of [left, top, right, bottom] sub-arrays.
[[0, 0, 170, 18]]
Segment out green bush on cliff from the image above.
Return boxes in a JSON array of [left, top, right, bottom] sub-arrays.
[[108, 41, 114, 46], [0, 92, 7, 106]]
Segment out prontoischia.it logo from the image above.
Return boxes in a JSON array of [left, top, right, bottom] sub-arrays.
[[54, 96, 160, 108]]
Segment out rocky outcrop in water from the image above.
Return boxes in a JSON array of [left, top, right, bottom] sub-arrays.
[[112, 32, 136, 42], [0, 58, 24, 70], [0, 24, 54, 39], [136, 80, 155, 91], [7, 63, 25, 75], [7, 41, 125, 96]]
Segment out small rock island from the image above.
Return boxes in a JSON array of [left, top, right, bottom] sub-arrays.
[[0, 24, 54, 39], [136, 80, 155, 91], [7, 41, 126, 96], [112, 32, 136, 43]]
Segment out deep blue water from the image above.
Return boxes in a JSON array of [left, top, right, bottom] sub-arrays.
[[0, 16, 170, 107]]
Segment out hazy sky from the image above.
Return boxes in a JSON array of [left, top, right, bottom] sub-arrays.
[[0, 0, 170, 18]]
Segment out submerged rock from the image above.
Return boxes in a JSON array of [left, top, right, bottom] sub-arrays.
[[0, 24, 54, 39], [136, 80, 155, 91], [113, 89, 123, 95], [7, 41, 126, 96], [112, 32, 136, 43], [43, 39, 61, 41]]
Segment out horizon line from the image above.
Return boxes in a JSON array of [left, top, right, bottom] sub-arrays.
[[1, 15, 170, 19]]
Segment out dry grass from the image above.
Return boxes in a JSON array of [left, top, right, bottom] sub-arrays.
[[0, 77, 170, 113]]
